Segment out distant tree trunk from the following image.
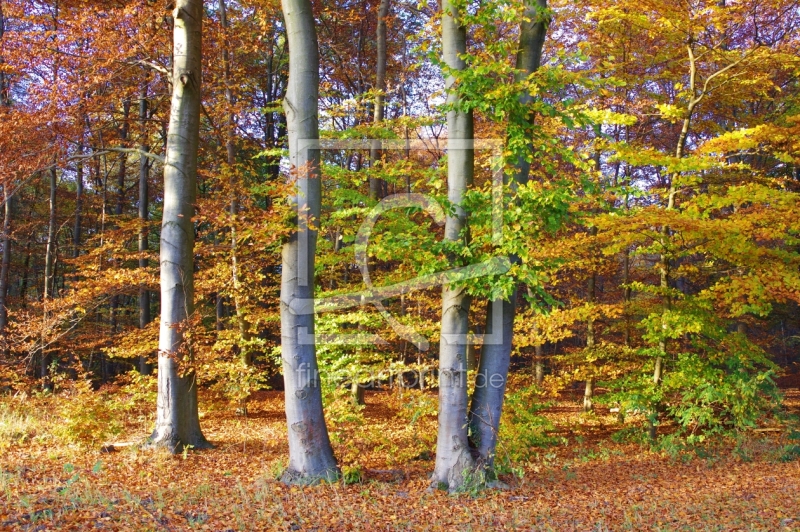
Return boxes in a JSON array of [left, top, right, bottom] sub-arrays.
[[138, 86, 152, 375], [432, 0, 476, 491], [73, 139, 83, 259], [149, 0, 211, 452], [0, 185, 11, 355], [42, 166, 58, 388], [0, 3, 8, 106], [278, 0, 339, 484], [584, 225, 598, 412], [368, 0, 389, 201], [623, 247, 631, 346], [19, 240, 31, 307], [534, 339, 544, 384], [110, 99, 131, 337], [218, 0, 253, 366], [529, 287, 546, 384], [467, 0, 548, 476], [116, 99, 130, 217]]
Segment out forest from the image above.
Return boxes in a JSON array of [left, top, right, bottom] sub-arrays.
[[1, 0, 800, 529]]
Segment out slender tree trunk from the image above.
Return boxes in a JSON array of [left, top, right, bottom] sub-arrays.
[[0, 185, 11, 355], [138, 86, 152, 375], [584, 226, 598, 412], [368, 0, 389, 200], [534, 337, 544, 384], [218, 0, 253, 366], [431, 0, 476, 491], [116, 99, 130, 217], [73, 138, 83, 259], [149, 0, 211, 451], [467, 0, 548, 476], [279, 0, 339, 484], [623, 247, 631, 346], [42, 166, 58, 388], [19, 240, 31, 307], [110, 99, 131, 337]]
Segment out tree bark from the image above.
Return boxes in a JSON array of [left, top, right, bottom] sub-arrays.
[[467, 0, 548, 475], [279, 0, 339, 484], [432, 0, 476, 491], [149, 0, 211, 452], [368, 0, 389, 201], [138, 85, 152, 375]]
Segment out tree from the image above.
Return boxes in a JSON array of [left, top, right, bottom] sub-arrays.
[[432, 0, 475, 491], [368, 0, 390, 200], [468, 0, 549, 474], [279, 0, 339, 484], [0, 185, 11, 356], [138, 84, 151, 375], [149, 0, 211, 452]]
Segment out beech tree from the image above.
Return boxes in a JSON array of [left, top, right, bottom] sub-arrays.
[[431, 0, 475, 491], [149, 0, 211, 451], [468, 0, 549, 474], [279, 0, 339, 483]]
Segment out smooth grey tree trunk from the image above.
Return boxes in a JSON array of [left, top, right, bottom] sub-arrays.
[[467, 0, 548, 474], [432, 0, 475, 491], [279, 0, 339, 484], [138, 86, 152, 375], [149, 0, 211, 452], [0, 185, 11, 355], [368, 0, 389, 201]]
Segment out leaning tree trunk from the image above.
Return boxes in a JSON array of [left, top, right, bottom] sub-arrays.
[[368, 0, 389, 201], [431, 0, 475, 491], [149, 0, 211, 452], [467, 0, 548, 474], [0, 185, 11, 355], [138, 85, 152, 375], [278, 0, 339, 484]]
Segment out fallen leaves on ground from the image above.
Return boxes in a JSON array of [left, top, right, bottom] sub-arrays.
[[1, 387, 799, 531]]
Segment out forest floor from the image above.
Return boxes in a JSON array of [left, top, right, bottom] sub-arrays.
[[1, 377, 800, 531]]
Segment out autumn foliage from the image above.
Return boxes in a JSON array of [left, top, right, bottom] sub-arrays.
[[1, 0, 800, 527]]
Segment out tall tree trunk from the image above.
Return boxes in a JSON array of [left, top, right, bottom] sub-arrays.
[[650, 46, 700, 439], [42, 166, 58, 388], [138, 85, 152, 375], [279, 0, 339, 484], [467, 0, 548, 475], [432, 0, 476, 491], [110, 99, 131, 337], [149, 0, 211, 451], [0, 185, 11, 355], [368, 0, 389, 201], [584, 228, 598, 412], [218, 0, 253, 366], [623, 247, 631, 346], [73, 133, 83, 259]]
